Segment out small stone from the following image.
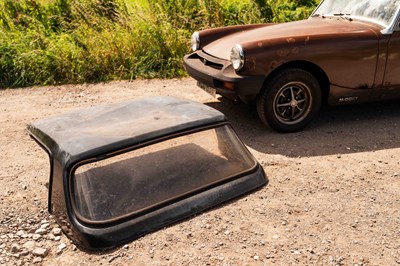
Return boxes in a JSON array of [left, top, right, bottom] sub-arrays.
[[33, 257, 42, 264], [122, 244, 129, 250], [51, 228, 62, 236], [108, 255, 118, 263], [22, 241, 36, 251], [56, 243, 67, 255], [32, 247, 48, 257], [35, 229, 47, 235], [11, 243, 21, 253], [40, 223, 50, 230], [22, 185, 27, 190], [32, 234, 41, 240], [20, 250, 29, 256], [47, 234, 55, 241], [253, 255, 260, 260], [16, 230, 26, 237]]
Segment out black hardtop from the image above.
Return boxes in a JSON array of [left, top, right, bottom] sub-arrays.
[[27, 96, 225, 165]]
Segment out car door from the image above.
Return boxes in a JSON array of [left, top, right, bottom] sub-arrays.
[[382, 28, 400, 95]]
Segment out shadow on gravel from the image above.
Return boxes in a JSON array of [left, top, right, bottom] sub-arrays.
[[205, 99, 400, 157]]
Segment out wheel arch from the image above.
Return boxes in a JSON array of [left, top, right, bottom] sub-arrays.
[[262, 61, 330, 104]]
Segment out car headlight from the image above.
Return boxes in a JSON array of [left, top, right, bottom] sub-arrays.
[[191, 32, 200, 52], [230, 44, 244, 71]]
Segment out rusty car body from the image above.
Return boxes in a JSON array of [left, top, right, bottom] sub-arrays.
[[184, 0, 400, 132]]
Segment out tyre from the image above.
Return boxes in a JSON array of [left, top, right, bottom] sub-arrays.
[[257, 68, 321, 133]]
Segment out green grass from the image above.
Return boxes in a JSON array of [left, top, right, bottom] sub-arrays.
[[0, 0, 319, 88]]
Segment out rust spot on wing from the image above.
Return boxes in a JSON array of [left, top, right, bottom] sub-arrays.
[[277, 49, 291, 57], [270, 60, 285, 70], [287, 38, 295, 44]]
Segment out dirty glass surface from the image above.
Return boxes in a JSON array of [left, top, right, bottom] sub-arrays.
[[314, 0, 400, 27], [72, 125, 256, 223]]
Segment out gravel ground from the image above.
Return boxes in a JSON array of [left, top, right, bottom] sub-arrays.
[[0, 78, 399, 265]]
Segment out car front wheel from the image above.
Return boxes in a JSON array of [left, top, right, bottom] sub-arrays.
[[257, 68, 321, 133]]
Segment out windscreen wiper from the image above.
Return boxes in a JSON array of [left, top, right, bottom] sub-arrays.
[[333, 13, 352, 20]]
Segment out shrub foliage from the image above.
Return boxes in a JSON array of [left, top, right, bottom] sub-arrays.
[[0, 0, 319, 88]]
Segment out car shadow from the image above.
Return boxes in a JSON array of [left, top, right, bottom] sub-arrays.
[[205, 98, 400, 157]]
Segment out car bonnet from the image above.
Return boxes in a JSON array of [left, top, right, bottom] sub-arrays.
[[203, 17, 382, 60]]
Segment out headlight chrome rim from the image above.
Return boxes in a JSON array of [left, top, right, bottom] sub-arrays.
[[191, 32, 200, 52], [231, 44, 244, 71]]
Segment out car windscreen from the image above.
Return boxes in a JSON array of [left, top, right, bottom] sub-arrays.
[[71, 125, 257, 224], [314, 0, 400, 27]]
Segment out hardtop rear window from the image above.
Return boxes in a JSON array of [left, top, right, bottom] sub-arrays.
[[72, 125, 257, 223]]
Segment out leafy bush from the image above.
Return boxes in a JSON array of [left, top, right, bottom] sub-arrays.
[[0, 0, 319, 88], [268, 0, 318, 22]]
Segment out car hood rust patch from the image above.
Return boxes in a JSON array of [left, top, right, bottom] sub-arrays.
[[203, 17, 381, 60]]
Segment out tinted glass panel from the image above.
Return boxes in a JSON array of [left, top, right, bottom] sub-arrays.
[[72, 125, 256, 223]]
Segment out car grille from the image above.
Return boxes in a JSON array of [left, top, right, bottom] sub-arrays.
[[196, 53, 223, 70]]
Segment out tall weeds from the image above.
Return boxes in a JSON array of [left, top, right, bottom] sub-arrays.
[[0, 0, 318, 88]]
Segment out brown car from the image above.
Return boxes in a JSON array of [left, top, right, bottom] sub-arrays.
[[184, 0, 400, 132]]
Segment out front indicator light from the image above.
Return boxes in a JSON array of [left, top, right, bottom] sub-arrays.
[[223, 82, 235, 90]]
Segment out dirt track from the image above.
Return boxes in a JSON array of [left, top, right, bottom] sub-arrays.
[[0, 78, 399, 265]]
